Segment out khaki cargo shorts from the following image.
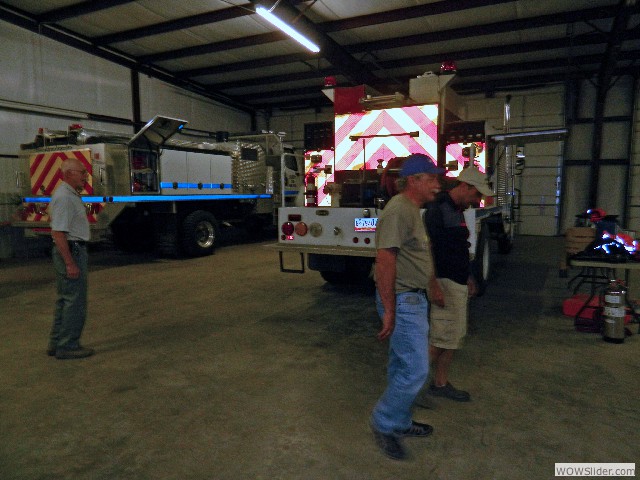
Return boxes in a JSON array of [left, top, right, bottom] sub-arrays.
[[429, 278, 468, 349]]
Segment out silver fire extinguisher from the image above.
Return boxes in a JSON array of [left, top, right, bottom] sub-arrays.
[[603, 279, 626, 343]]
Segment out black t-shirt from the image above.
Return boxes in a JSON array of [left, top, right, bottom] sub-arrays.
[[424, 192, 470, 285]]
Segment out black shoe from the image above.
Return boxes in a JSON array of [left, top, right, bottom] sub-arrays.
[[46, 347, 56, 356], [55, 347, 95, 360], [371, 426, 406, 460], [428, 382, 471, 402], [396, 420, 434, 437]]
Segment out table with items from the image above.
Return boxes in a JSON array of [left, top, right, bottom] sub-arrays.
[[567, 259, 640, 336]]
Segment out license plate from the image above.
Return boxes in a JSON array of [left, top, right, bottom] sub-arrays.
[[354, 217, 377, 232]]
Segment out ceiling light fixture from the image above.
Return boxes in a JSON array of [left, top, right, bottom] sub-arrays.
[[256, 6, 320, 53]]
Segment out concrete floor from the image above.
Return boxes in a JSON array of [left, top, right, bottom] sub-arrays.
[[0, 233, 638, 480]]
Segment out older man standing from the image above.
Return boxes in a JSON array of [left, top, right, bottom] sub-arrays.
[[47, 157, 94, 360], [370, 154, 444, 460]]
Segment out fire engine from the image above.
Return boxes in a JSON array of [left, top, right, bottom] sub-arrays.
[[12, 116, 302, 256], [269, 71, 563, 293]]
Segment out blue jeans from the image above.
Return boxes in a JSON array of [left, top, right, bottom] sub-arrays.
[[49, 244, 88, 351], [371, 290, 430, 434]]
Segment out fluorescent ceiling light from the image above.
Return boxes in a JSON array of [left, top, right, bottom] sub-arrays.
[[256, 6, 320, 53]]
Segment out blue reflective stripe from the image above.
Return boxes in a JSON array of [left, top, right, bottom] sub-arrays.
[[24, 194, 272, 203], [109, 194, 272, 202], [160, 182, 234, 189]]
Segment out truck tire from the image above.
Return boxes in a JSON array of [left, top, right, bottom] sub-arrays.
[[181, 210, 220, 257], [471, 222, 491, 296]]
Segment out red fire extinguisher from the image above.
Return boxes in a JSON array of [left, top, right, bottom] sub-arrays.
[[305, 173, 318, 207]]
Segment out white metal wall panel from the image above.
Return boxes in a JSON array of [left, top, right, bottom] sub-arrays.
[[561, 77, 635, 233], [596, 165, 627, 222], [0, 22, 131, 118], [138, 76, 251, 134]]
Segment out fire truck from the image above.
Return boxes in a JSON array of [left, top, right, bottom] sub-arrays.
[[269, 72, 540, 293], [12, 116, 303, 256]]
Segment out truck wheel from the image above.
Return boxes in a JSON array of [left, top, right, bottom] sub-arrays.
[[471, 223, 491, 296], [181, 210, 219, 257]]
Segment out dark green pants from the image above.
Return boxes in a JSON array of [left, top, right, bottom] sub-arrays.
[[49, 244, 88, 351]]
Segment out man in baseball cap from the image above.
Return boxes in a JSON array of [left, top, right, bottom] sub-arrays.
[[456, 164, 494, 198], [418, 165, 492, 405], [399, 153, 446, 177], [370, 153, 444, 460]]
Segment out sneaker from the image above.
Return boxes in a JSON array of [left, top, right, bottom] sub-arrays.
[[395, 420, 434, 437], [55, 347, 95, 360], [371, 426, 406, 460], [428, 382, 471, 402]]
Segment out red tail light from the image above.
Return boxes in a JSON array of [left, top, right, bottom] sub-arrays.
[[281, 222, 295, 236], [294, 222, 308, 236]]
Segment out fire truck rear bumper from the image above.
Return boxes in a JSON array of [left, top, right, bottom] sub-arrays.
[[265, 242, 377, 258], [266, 242, 376, 274]]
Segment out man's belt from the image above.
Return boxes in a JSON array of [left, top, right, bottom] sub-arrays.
[[405, 288, 427, 295]]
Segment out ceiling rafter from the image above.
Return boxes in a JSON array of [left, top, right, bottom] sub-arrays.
[[138, 31, 291, 63], [91, 0, 309, 45], [205, 30, 630, 92], [199, 9, 620, 90], [221, 26, 640, 101], [93, 4, 254, 45], [347, 6, 616, 54], [177, 53, 312, 78], [159, 2, 618, 82], [35, 0, 135, 23], [0, 1, 253, 112], [131, 0, 523, 64], [1, 0, 636, 113]]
